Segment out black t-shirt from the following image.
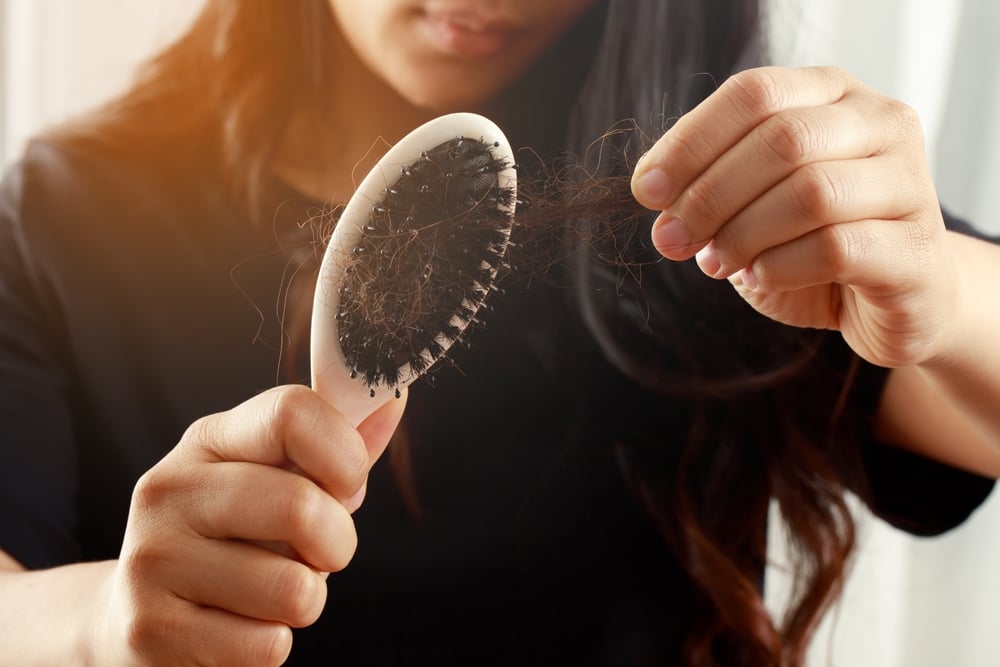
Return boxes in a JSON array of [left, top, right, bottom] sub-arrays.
[[0, 140, 994, 664]]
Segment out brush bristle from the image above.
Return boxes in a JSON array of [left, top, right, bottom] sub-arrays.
[[335, 137, 515, 390]]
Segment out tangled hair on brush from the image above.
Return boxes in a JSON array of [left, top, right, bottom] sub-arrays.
[[333, 136, 516, 391], [42, 1, 872, 665]]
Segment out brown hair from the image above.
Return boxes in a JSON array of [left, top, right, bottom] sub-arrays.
[[44, 1, 871, 664], [46, 1, 335, 214]]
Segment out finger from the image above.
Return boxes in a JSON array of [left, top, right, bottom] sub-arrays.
[[121, 594, 291, 666], [176, 463, 358, 570], [699, 155, 919, 278], [662, 101, 887, 260], [744, 218, 927, 295], [185, 385, 370, 501], [160, 536, 330, 628], [633, 66, 859, 210], [344, 388, 408, 511], [357, 387, 407, 463]]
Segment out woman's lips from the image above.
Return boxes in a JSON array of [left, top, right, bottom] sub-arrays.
[[421, 9, 519, 58]]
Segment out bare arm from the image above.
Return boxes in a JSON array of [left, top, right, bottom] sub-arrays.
[[0, 551, 113, 666], [875, 231, 1000, 477]]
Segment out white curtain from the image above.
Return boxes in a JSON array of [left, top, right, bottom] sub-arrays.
[[0, 0, 203, 164], [1, 1, 997, 665], [767, 1, 1000, 666]]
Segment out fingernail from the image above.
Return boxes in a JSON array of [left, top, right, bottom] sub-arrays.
[[741, 267, 759, 291], [695, 241, 722, 277], [346, 483, 368, 513], [634, 167, 674, 207], [651, 215, 692, 256]]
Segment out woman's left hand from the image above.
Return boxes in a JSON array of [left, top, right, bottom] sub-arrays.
[[632, 65, 958, 369]]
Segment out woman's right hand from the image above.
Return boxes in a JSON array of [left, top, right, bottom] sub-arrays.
[[95, 384, 406, 666]]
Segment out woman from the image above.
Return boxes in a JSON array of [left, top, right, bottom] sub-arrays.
[[0, 1, 996, 665]]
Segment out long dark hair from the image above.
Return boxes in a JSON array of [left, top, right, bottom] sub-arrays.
[[46, 1, 868, 664], [567, 4, 865, 666]]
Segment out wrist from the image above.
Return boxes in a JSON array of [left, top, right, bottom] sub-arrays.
[[82, 560, 120, 667], [919, 231, 998, 371]]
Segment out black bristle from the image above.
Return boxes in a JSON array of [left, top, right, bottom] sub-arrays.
[[334, 136, 514, 393]]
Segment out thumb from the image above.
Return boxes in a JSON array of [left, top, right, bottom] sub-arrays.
[[356, 388, 408, 466], [343, 389, 407, 514]]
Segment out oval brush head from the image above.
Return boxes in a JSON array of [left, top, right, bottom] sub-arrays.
[[310, 112, 517, 426]]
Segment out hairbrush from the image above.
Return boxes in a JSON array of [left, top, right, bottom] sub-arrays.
[[310, 112, 517, 426]]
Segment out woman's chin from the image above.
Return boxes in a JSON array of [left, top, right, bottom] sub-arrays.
[[393, 83, 495, 114]]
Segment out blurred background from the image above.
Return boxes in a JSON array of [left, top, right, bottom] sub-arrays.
[[0, 1, 996, 664]]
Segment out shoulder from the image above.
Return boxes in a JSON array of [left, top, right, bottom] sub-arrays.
[[0, 139, 145, 245], [6, 137, 163, 211], [0, 135, 234, 311], [1, 134, 235, 259]]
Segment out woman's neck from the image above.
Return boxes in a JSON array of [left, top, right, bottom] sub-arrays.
[[272, 31, 437, 204]]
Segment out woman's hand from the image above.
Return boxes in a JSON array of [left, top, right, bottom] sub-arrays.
[[96, 384, 406, 666], [632, 65, 958, 369]]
